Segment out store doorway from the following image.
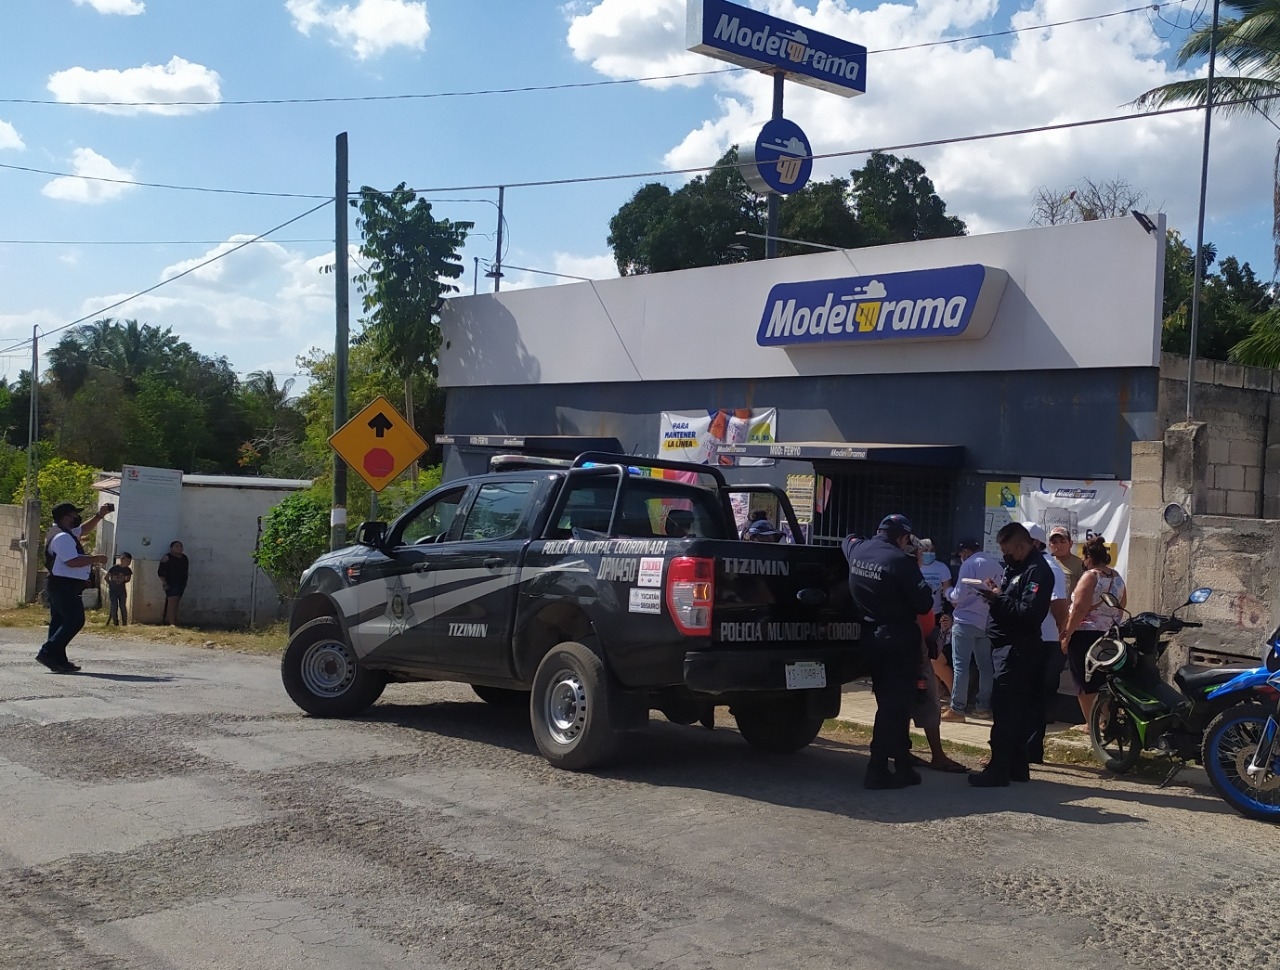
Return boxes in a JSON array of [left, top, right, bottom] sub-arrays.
[[810, 463, 957, 550]]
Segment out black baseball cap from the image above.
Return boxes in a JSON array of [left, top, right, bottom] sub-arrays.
[[877, 513, 914, 537], [50, 502, 81, 521], [956, 538, 982, 553]]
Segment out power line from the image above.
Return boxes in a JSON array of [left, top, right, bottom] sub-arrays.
[[0, 199, 333, 358], [0, 161, 328, 199], [2, 2, 1183, 109], [395, 93, 1279, 195], [0, 238, 331, 246]]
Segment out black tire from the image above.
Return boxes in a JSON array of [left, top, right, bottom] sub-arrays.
[[472, 684, 530, 708], [1202, 702, 1280, 822], [733, 697, 824, 753], [1089, 687, 1143, 773], [530, 641, 620, 770], [281, 617, 386, 717]]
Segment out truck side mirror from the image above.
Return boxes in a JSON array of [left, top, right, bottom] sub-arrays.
[[354, 521, 387, 548]]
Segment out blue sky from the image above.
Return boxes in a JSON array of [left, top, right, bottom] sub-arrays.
[[1, 0, 1275, 385]]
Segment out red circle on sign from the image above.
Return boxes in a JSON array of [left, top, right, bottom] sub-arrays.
[[363, 447, 395, 478]]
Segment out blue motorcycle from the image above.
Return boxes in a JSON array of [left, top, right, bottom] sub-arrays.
[[1200, 629, 1280, 822]]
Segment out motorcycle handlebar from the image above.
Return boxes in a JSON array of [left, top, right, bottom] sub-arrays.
[[1179, 621, 1203, 629]]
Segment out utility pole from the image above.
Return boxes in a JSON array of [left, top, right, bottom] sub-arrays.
[[765, 72, 785, 259], [1186, 0, 1221, 423], [23, 326, 40, 603], [331, 132, 350, 551], [492, 185, 505, 292]]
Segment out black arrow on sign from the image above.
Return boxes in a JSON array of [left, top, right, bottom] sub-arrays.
[[368, 412, 393, 438]]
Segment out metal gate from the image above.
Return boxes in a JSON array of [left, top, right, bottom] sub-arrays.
[[810, 464, 957, 550]]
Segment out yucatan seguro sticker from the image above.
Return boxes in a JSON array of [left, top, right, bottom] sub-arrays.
[[756, 264, 1007, 347]]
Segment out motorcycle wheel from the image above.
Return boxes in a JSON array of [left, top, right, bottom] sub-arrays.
[[1201, 703, 1280, 822], [1089, 687, 1143, 773]]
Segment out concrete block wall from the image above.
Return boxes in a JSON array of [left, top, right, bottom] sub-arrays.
[[1159, 353, 1277, 518], [0, 505, 28, 608]]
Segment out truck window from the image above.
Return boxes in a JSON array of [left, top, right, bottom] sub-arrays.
[[460, 481, 535, 541], [553, 476, 730, 540], [397, 487, 466, 546]]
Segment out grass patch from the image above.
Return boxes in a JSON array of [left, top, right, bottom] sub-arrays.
[[0, 604, 288, 656]]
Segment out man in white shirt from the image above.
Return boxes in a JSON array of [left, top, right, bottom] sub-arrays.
[[1023, 522, 1070, 763], [37, 501, 111, 674], [944, 539, 1004, 722]]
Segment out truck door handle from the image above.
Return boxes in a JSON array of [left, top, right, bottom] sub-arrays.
[[412, 562, 432, 573], [483, 557, 504, 569]]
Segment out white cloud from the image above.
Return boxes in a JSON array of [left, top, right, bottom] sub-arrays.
[[502, 251, 621, 291], [0, 120, 24, 151], [73, 0, 145, 14], [47, 57, 221, 116], [286, 0, 430, 59], [568, 0, 1278, 245], [41, 148, 137, 204]]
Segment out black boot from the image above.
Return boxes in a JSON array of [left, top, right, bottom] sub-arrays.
[[865, 761, 909, 790], [892, 759, 923, 786]]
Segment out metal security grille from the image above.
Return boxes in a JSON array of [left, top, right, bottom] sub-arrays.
[[810, 465, 957, 550]]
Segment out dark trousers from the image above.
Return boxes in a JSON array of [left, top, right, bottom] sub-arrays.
[[989, 640, 1037, 779], [108, 585, 128, 625], [1027, 641, 1066, 762], [39, 577, 86, 664], [867, 624, 920, 766]]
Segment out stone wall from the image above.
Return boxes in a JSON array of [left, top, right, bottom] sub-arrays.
[[1128, 425, 1277, 663], [0, 504, 30, 608]]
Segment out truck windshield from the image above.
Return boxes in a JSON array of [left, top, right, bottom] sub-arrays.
[[551, 476, 730, 540]]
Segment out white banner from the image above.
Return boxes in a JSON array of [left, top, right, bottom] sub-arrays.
[[1019, 478, 1131, 578], [658, 408, 777, 466], [115, 465, 184, 557]]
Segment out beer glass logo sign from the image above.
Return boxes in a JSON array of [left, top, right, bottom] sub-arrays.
[[781, 28, 808, 63], [742, 118, 813, 196]]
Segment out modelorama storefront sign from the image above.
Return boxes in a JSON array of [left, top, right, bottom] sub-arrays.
[[756, 264, 1008, 347], [687, 0, 867, 97]]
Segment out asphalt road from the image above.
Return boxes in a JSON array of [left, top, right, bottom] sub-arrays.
[[2, 629, 1279, 970]]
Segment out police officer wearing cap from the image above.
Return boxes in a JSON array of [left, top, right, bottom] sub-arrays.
[[844, 514, 934, 789], [969, 521, 1055, 786], [37, 500, 112, 674]]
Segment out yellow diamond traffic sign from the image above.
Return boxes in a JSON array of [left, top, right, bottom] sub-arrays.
[[329, 395, 428, 492]]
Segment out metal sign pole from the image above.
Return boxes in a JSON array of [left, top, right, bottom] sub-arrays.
[[332, 132, 350, 550], [765, 73, 784, 259]]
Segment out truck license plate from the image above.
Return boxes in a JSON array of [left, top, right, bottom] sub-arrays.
[[785, 662, 827, 690]]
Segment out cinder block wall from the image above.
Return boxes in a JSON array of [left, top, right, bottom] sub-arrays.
[[1158, 353, 1274, 518], [0, 505, 28, 608]]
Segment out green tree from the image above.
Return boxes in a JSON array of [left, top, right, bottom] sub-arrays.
[[607, 149, 964, 274], [1134, 1, 1280, 272], [11, 456, 97, 537], [351, 182, 471, 478], [253, 492, 331, 600]]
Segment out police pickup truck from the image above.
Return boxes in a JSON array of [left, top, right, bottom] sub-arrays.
[[282, 452, 859, 770]]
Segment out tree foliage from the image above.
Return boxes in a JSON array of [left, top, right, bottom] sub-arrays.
[[253, 491, 331, 600], [11, 456, 97, 539], [607, 150, 965, 275], [1133, 1, 1280, 273]]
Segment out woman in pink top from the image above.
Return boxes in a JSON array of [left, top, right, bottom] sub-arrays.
[[1059, 537, 1127, 726]]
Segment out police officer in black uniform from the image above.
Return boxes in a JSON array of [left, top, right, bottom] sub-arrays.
[[844, 514, 934, 789], [970, 521, 1055, 786]]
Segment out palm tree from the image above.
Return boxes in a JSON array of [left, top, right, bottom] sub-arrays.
[[1133, 2, 1280, 274]]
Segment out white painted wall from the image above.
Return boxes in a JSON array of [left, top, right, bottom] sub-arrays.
[[99, 480, 306, 627], [439, 216, 1164, 388]]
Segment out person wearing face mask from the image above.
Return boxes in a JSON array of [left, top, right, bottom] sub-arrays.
[[969, 522, 1055, 786], [916, 538, 952, 620], [844, 514, 934, 790], [38, 501, 112, 673]]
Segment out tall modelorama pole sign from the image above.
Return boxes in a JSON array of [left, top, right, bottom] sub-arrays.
[[687, 0, 866, 252]]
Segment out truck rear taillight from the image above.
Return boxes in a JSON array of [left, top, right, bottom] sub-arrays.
[[667, 556, 715, 636]]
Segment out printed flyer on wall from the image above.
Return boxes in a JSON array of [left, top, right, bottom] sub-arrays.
[[658, 408, 777, 466], [1021, 478, 1131, 577]]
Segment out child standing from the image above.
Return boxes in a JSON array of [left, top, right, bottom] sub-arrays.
[[106, 552, 133, 626]]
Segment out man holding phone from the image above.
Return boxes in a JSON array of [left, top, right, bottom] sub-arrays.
[[37, 501, 113, 674]]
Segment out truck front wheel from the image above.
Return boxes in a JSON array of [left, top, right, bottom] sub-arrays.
[[531, 641, 620, 770], [281, 617, 386, 717], [733, 697, 824, 753]]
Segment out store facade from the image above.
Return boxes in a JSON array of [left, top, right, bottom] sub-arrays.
[[437, 217, 1165, 555]]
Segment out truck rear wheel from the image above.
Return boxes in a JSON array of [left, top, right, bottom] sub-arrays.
[[733, 697, 824, 753], [281, 617, 385, 717], [531, 641, 620, 770]]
